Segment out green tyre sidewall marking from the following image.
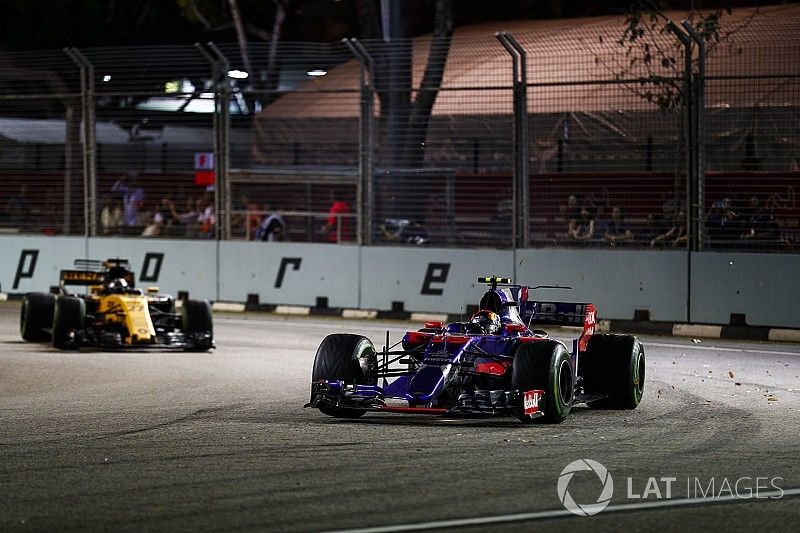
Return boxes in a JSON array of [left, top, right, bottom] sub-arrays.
[[629, 340, 645, 407]]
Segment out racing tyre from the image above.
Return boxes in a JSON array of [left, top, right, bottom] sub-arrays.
[[52, 296, 85, 350], [182, 299, 213, 351], [512, 341, 574, 423], [582, 334, 645, 409], [311, 334, 378, 418], [20, 292, 55, 342]]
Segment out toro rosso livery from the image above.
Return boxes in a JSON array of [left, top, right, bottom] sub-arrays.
[[20, 258, 213, 351], [307, 276, 644, 423]]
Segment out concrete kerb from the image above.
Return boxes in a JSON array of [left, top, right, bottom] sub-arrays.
[[2, 294, 796, 342]]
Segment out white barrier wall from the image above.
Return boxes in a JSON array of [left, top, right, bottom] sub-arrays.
[[0, 236, 219, 300], [690, 252, 800, 328], [515, 249, 689, 322], [2, 236, 798, 328], [0, 236, 88, 294], [88, 237, 218, 301], [218, 241, 360, 307], [360, 246, 515, 313]]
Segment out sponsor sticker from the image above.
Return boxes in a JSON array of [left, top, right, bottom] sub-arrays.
[[423, 350, 453, 365], [523, 389, 543, 416]]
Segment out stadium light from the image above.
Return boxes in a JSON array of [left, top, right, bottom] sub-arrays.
[[227, 69, 249, 79], [307, 69, 327, 77]]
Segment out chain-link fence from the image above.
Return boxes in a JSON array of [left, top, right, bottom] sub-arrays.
[[1, 8, 798, 252]]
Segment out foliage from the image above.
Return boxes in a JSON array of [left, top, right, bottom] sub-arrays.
[[607, 1, 757, 111]]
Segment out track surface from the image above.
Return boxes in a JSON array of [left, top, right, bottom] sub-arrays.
[[1, 301, 799, 532]]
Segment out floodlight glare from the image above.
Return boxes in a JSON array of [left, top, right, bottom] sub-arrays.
[[227, 70, 249, 79]]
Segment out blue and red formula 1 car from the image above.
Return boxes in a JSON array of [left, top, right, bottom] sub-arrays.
[[307, 276, 645, 423]]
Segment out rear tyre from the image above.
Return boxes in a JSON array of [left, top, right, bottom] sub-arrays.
[[582, 334, 645, 409], [311, 334, 378, 418], [52, 297, 85, 350], [512, 341, 574, 423], [182, 299, 213, 351], [20, 292, 55, 341]]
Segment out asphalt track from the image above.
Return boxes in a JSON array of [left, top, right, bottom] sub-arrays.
[[1, 300, 799, 532]]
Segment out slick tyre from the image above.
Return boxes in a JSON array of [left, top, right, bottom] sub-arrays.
[[52, 296, 85, 350], [20, 292, 55, 342], [182, 299, 213, 351], [512, 341, 574, 423], [311, 334, 378, 418], [582, 334, 645, 409]]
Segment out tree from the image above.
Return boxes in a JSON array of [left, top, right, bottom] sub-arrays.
[[177, 0, 292, 105], [605, 1, 758, 111], [357, 0, 455, 169]]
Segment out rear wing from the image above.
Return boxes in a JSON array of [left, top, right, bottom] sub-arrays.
[[520, 300, 597, 352], [59, 269, 107, 286], [521, 301, 591, 327], [59, 258, 134, 287]]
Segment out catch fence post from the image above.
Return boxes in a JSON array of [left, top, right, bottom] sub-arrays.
[[344, 38, 375, 246], [496, 33, 530, 248], [64, 48, 97, 237]]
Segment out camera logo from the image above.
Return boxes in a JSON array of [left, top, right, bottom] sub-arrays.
[[557, 459, 614, 516]]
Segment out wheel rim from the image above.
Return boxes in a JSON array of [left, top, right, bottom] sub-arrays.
[[558, 357, 573, 405], [634, 349, 645, 395]]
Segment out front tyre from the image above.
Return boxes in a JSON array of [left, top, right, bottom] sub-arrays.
[[182, 299, 213, 351], [582, 334, 645, 409], [512, 341, 574, 423], [52, 297, 85, 350], [311, 334, 378, 418], [21, 292, 55, 341]]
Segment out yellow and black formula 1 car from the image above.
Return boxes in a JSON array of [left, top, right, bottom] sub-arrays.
[[20, 258, 213, 351]]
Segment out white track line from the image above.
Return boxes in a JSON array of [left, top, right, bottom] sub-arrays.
[[323, 488, 800, 533], [648, 341, 800, 357]]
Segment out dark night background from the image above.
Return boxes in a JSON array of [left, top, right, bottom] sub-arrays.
[[0, 0, 784, 51]]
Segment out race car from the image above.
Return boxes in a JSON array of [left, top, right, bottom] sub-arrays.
[[307, 276, 644, 423], [20, 258, 213, 351]]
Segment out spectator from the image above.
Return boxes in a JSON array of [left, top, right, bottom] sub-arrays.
[[636, 213, 663, 244], [112, 172, 145, 226], [148, 197, 181, 236], [742, 199, 780, 242], [650, 209, 687, 248], [232, 192, 263, 240], [706, 197, 739, 246], [321, 189, 350, 242], [176, 197, 199, 225], [380, 218, 428, 245], [605, 206, 634, 246], [559, 194, 581, 238], [568, 204, 596, 241], [141, 212, 164, 237], [254, 205, 286, 242], [197, 193, 215, 238], [100, 195, 124, 234]]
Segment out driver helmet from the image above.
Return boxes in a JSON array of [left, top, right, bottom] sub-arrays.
[[106, 278, 128, 294], [470, 309, 501, 335]]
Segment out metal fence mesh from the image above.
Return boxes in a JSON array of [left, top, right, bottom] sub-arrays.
[[703, 13, 800, 250], [0, 7, 797, 252]]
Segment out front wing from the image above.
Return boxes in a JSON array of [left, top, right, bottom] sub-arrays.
[[307, 380, 545, 419]]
